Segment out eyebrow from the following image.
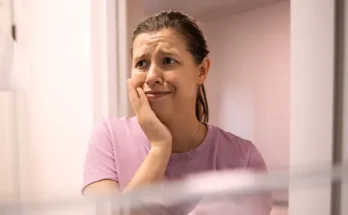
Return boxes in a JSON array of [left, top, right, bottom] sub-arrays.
[[133, 48, 152, 62], [133, 46, 181, 62], [158, 50, 180, 57], [133, 53, 148, 62]]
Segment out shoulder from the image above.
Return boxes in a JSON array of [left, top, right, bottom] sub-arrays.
[[89, 116, 145, 149], [208, 124, 266, 169], [95, 116, 139, 131], [92, 116, 140, 138], [209, 124, 254, 157]]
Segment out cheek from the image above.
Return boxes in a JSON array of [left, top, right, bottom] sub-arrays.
[[165, 71, 197, 94], [172, 78, 197, 98], [131, 72, 146, 88]]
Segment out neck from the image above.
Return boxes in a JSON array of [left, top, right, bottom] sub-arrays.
[[163, 113, 207, 154]]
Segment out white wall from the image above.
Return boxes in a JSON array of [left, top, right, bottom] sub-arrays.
[[0, 0, 17, 202], [202, 1, 290, 170], [0, 91, 17, 201], [201, 2, 290, 215], [14, 0, 94, 200]]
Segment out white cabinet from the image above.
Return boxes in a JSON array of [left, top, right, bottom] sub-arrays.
[[10, 0, 96, 200], [0, 0, 17, 202]]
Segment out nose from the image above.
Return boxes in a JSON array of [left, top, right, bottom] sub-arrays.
[[145, 64, 163, 86]]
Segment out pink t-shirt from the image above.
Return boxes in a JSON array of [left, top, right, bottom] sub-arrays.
[[83, 116, 272, 214]]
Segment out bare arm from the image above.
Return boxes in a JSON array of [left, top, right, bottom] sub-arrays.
[[83, 146, 170, 215], [83, 145, 170, 195], [123, 145, 171, 192], [83, 82, 172, 213], [116, 81, 173, 192], [83, 179, 119, 195]]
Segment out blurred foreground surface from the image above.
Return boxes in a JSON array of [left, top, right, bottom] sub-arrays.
[[1, 164, 347, 215]]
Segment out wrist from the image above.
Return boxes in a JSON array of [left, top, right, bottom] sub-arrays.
[[149, 144, 172, 157]]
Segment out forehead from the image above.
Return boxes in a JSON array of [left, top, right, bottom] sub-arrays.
[[132, 29, 187, 55]]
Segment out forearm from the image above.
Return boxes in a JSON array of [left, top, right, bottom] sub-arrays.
[[123, 144, 171, 192], [87, 145, 171, 215]]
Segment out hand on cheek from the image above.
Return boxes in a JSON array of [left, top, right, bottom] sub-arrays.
[[127, 79, 172, 148], [130, 74, 145, 89]]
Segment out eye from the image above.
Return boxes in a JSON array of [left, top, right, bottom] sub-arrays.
[[163, 57, 176, 65], [135, 60, 148, 68]]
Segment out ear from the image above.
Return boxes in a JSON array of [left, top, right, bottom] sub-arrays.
[[197, 57, 210, 85]]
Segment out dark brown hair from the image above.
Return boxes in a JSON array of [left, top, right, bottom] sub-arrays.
[[131, 11, 210, 123]]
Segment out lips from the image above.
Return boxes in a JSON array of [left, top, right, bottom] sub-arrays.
[[144, 91, 172, 99]]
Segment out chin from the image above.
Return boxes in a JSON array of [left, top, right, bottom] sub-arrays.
[[151, 104, 173, 123]]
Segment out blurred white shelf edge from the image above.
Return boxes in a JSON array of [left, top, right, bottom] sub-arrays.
[[0, 163, 346, 214]]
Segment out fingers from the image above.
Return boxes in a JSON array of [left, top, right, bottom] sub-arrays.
[[136, 87, 150, 106], [128, 79, 150, 114], [128, 79, 141, 112]]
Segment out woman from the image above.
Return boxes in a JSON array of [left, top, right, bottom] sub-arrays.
[[82, 11, 272, 214]]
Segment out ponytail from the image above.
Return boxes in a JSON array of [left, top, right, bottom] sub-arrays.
[[195, 84, 209, 123]]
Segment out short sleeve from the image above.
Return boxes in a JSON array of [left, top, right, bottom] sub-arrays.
[[82, 120, 118, 193], [247, 144, 268, 171], [244, 144, 273, 215]]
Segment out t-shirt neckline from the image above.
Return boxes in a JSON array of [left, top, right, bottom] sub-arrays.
[[132, 117, 215, 161]]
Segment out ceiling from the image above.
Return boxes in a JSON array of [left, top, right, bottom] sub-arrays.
[[143, 0, 287, 21]]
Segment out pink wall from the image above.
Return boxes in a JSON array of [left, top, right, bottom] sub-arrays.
[[202, 3, 290, 214], [202, 1, 290, 170]]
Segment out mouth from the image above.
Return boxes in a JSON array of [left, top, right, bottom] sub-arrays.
[[144, 91, 172, 99]]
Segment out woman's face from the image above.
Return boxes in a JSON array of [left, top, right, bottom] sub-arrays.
[[131, 28, 210, 120]]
